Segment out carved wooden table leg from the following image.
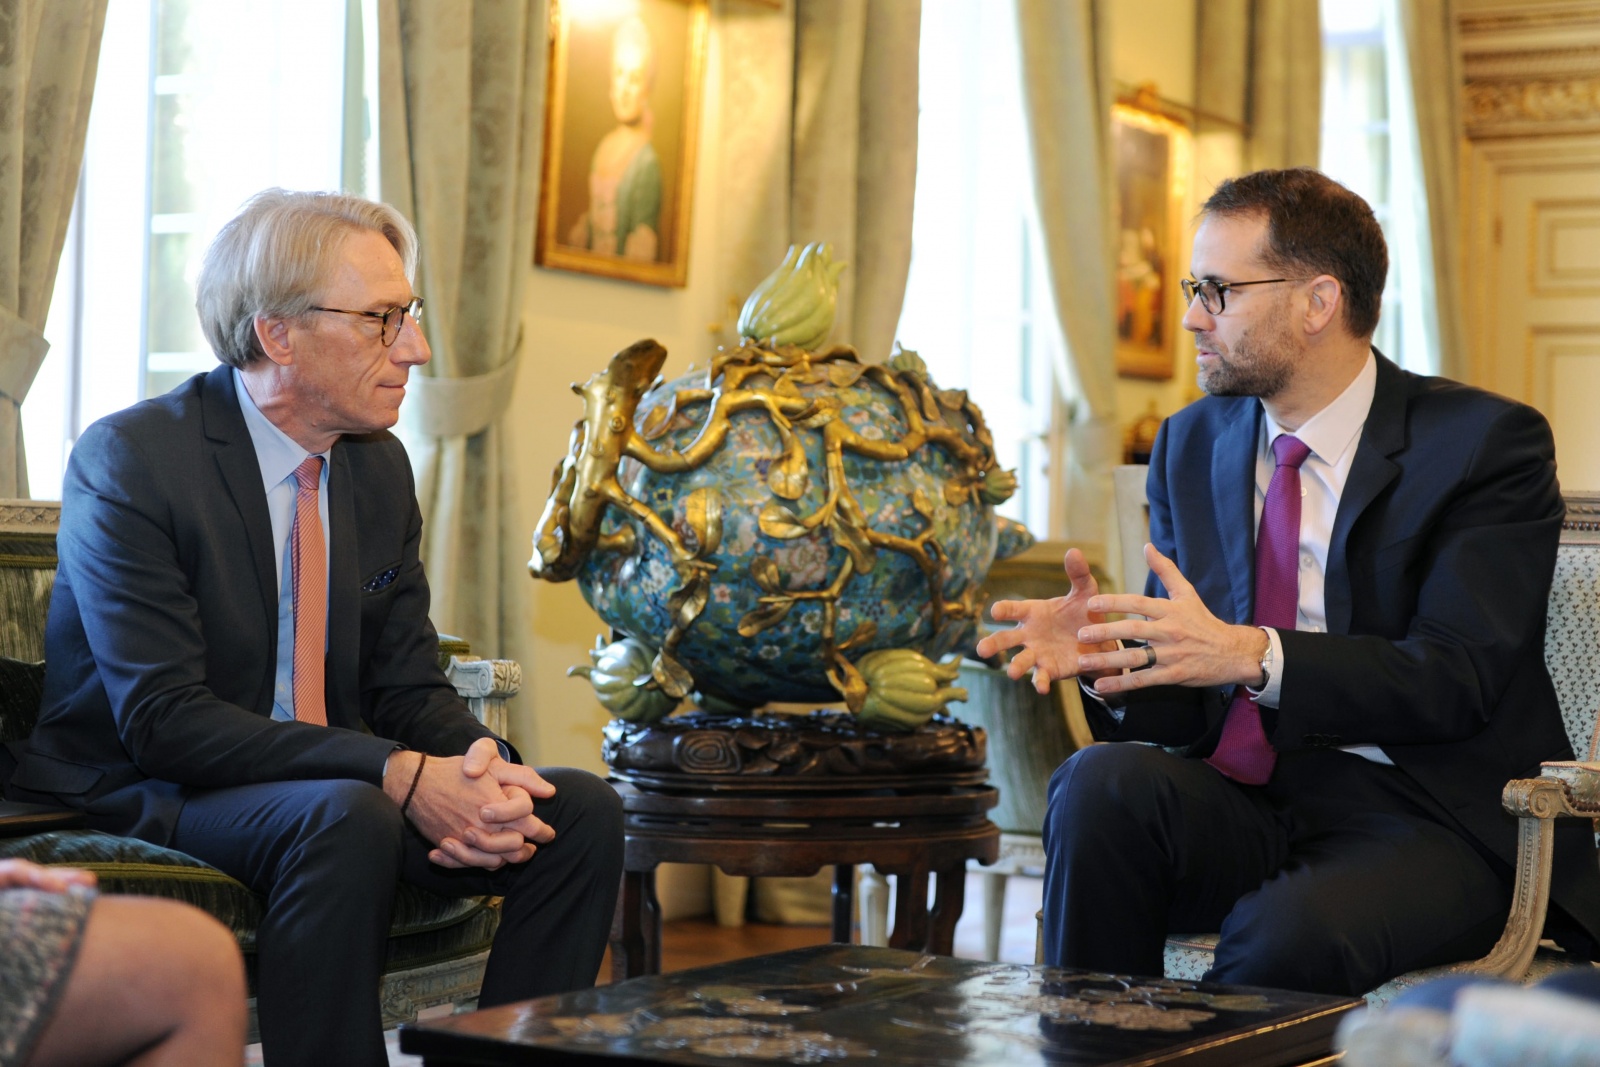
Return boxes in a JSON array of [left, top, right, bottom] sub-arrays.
[[832, 864, 855, 943], [928, 865, 967, 955], [888, 861, 932, 952], [609, 868, 661, 982], [641, 869, 662, 977]]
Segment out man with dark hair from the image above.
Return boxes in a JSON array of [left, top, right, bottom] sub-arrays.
[[979, 167, 1600, 995], [9, 190, 624, 1066]]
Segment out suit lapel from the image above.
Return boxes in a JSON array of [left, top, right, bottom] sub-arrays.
[[326, 444, 360, 723], [202, 368, 280, 648], [1325, 353, 1406, 634], [1210, 400, 1261, 625]]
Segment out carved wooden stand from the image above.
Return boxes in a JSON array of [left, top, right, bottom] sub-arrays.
[[608, 778, 1000, 980]]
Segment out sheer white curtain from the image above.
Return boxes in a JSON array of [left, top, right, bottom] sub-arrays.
[[1385, 0, 1466, 378], [1014, 0, 1119, 546]]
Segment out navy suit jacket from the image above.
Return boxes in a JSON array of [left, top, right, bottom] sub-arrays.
[[1086, 354, 1600, 949], [12, 366, 499, 844]]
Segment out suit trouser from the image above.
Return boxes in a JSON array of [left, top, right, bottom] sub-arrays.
[[168, 766, 623, 1067], [1041, 743, 1513, 996]]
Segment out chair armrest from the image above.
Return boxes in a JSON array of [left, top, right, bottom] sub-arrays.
[[1462, 772, 1599, 980], [1538, 761, 1600, 809], [444, 656, 523, 740]]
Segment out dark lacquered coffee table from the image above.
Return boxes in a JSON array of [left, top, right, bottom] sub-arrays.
[[400, 944, 1359, 1066]]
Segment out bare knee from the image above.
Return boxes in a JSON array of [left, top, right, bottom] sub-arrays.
[[27, 895, 246, 1067]]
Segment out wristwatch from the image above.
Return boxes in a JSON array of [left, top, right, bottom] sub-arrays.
[[1255, 627, 1274, 689]]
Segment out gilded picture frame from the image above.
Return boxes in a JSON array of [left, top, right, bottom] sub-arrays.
[[1112, 103, 1191, 380], [536, 0, 709, 287]]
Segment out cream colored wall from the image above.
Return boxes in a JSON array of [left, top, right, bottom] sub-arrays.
[[1105, 0, 1239, 449]]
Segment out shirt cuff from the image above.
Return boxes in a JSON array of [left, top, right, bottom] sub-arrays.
[[1245, 626, 1285, 707], [1077, 640, 1130, 723]]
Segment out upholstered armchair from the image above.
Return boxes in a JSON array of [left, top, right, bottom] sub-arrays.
[[1102, 476, 1600, 1003], [0, 500, 521, 1039]]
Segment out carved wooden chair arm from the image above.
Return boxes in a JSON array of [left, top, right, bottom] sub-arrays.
[[1467, 769, 1600, 980], [445, 656, 523, 739]]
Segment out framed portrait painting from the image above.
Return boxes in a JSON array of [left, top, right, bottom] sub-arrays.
[[536, 0, 709, 287], [1111, 103, 1191, 380]]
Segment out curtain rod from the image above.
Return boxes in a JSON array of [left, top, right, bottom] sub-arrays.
[[1115, 81, 1250, 134]]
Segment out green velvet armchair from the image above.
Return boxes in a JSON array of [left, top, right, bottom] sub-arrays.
[[0, 499, 521, 1040]]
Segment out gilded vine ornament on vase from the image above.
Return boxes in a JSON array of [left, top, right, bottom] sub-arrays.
[[531, 243, 1031, 730]]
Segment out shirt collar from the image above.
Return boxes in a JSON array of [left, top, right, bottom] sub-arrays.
[[1260, 350, 1377, 465], [233, 367, 329, 491]]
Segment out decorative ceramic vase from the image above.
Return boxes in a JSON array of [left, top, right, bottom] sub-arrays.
[[533, 244, 1033, 730]]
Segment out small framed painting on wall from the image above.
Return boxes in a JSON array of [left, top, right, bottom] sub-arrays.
[[536, 0, 710, 287]]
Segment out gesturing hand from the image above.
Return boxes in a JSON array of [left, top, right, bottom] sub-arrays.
[[1072, 543, 1267, 695], [974, 547, 1121, 694]]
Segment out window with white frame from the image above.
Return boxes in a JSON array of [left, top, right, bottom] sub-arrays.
[[25, 0, 376, 500], [896, 0, 1068, 541], [1321, 0, 1428, 373]]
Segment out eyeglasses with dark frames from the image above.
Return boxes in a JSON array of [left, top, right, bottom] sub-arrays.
[[1180, 278, 1303, 315], [308, 297, 425, 346]]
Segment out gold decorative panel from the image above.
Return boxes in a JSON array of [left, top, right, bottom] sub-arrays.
[[1534, 201, 1600, 295], [1461, 4, 1600, 138]]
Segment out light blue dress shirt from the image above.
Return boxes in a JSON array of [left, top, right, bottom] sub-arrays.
[[233, 369, 330, 723]]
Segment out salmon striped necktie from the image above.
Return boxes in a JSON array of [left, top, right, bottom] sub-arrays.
[[1205, 433, 1311, 784], [291, 455, 327, 726]]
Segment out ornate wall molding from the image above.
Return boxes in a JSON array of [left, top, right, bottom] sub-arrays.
[[1465, 76, 1600, 138], [1461, 4, 1600, 138]]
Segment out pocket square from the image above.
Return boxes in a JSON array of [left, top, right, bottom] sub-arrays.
[[362, 566, 400, 593]]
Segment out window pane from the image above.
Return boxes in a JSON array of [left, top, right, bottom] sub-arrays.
[[146, 231, 206, 355], [155, 0, 197, 77], [151, 92, 203, 215]]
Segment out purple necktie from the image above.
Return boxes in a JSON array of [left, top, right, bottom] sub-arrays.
[[1206, 434, 1311, 785]]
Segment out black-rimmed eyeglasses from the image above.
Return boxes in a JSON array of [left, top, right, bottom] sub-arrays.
[[309, 298, 425, 346], [1180, 278, 1302, 315]]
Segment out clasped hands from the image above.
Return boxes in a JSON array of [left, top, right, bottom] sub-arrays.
[[974, 544, 1269, 696], [383, 737, 555, 871]]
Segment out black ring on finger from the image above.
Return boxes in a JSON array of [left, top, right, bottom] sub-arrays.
[[1143, 645, 1157, 669]]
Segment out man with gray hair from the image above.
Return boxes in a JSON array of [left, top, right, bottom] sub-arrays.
[[10, 189, 623, 1066]]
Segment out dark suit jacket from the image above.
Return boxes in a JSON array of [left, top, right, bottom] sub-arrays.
[[11, 366, 499, 844], [1086, 353, 1600, 949]]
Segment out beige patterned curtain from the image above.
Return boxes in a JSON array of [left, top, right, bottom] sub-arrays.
[[1198, 0, 1322, 171], [788, 0, 920, 365], [1390, 0, 1466, 378], [377, 0, 545, 697], [0, 0, 106, 497], [715, 0, 918, 363], [1014, 0, 1119, 545]]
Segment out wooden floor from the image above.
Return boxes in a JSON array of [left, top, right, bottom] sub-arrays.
[[358, 870, 1044, 1066], [600, 868, 1045, 980]]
